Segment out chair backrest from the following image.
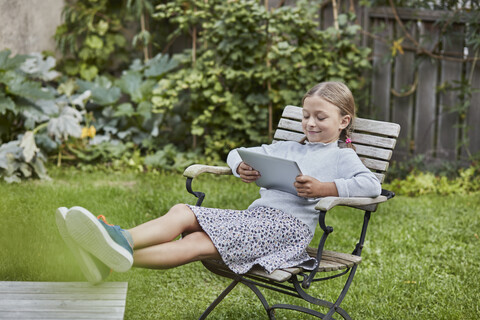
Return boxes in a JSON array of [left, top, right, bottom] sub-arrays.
[[273, 105, 401, 183]]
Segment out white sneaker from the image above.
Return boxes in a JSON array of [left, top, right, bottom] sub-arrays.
[[56, 207, 111, 284], [65, 206, 133, 273]]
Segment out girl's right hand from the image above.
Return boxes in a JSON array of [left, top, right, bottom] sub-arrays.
[[237, 162, 260, 183]]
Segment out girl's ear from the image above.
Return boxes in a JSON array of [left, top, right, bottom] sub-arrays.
[[339, 115, 351, 130]]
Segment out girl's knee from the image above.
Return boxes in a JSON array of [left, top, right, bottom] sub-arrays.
[[167, 203, 199, 231], [168, 204, 191, 217]]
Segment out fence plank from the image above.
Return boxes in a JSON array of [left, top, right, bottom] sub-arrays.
[[414, 22, 439, 158], [321, 2, 334, 29], [465, 45, 480, 158], [392, 22, 416, 160], [371, 18, 393, 121], [437, 24, 464, 161]]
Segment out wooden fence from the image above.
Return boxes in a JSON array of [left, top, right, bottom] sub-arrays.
[[316, 1, 480, 163]]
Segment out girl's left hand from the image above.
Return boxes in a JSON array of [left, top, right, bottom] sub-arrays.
[[294, 175, 339, 198], [294, 175, 321, 198]]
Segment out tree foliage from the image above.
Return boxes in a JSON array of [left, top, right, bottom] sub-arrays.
[[151, 0, 371, 160]]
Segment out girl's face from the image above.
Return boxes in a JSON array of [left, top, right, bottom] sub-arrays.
[[302, 96, 351, 144]]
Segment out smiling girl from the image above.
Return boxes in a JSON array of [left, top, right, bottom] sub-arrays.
[[57, 81, 381, 283]]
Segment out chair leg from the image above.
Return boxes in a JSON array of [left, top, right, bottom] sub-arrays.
[[242, 281, 276, 320], [322, 265, 358, 320], [199, 279, 239, 320], [292, 275, 352, 320]]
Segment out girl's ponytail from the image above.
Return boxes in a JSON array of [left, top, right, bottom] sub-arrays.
[[340, 125, 355, 150]]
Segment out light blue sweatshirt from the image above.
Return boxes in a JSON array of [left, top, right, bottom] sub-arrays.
[[227, 140, 382, 234]]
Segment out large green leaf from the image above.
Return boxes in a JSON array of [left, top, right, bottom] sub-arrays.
[[0, 93, 15, 115], [144, 53, 179, 78], [117, 71, 143, 102], [0, 49, 28, 71], [20, 53, 60, 81], [113, 103, 135, 117], [0, 70, 54, 100], [31, 154, 51, 180], [19, 131, 39, 163], [76, 77, 121, 106], [0, 141, 21, 170], [47, 106, 82, 140]]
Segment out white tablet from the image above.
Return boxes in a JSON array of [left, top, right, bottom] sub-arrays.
[[237, 149, 302, 195]]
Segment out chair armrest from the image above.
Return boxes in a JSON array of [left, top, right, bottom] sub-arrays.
[[315, 195, 388, 212], [183, 164, 232, 179]]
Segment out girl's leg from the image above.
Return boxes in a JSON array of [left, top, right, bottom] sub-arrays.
[[128, 204, 201, 249], [133, 231, 220, 269]]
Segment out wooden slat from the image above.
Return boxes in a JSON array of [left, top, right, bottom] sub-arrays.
[[353, 144, 392, 161], [0, 282, 127, 320], [0, 282, 126, 294], [0, 293, 126, 300], [273, 129, 305, 142], [247, 268, 293, 282], [373, 172, 385, 183], [306, 248, 362, 272], [203, 260, 293, 282], [350, 132, 397, 149], [0, 311, 122, 319], [359, 157, 389, 172], [282, 105, 303, 120], [353, 118, 401, 138], [278, 118, 303, 133]]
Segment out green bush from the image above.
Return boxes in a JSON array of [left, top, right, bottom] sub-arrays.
[[2, 1, 373, 181], [385, 165, 480, 196], [0, 50, 89, 182], [152, 0, 371, 160]]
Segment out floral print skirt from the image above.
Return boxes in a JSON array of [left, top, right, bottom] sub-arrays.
[[187, 205, 316, 274]]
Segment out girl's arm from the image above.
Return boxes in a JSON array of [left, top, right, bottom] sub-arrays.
[[333, 149, 382, 198], [294, 149, 381, 199]]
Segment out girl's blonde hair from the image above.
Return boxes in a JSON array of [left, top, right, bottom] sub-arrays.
[[302, 81, 356, 148]]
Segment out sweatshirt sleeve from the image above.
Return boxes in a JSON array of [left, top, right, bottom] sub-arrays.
[[333, 149, 382, 198], [226, 142, 288, 178], [226, 148, 243, 177]]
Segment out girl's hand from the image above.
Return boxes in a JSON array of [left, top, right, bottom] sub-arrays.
[[237, 162, 261, 183], [294, 175, 339, 198]]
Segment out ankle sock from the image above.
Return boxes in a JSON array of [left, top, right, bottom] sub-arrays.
[[97, 216, 134, 254]]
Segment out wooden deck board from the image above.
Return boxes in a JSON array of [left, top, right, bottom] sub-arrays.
[[0, 282, 127, 320]]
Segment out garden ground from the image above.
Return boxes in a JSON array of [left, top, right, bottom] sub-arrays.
[[1, 167, 479, 319]]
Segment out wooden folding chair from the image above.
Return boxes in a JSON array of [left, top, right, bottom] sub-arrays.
[[183, 105, 401, 319]]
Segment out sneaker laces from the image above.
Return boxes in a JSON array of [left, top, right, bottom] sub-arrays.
[[97, 215, 134, 250], [97, 215, 114, 226]]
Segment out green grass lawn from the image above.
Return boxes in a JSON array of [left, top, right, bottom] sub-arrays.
[[1, 166, 479, 319]]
